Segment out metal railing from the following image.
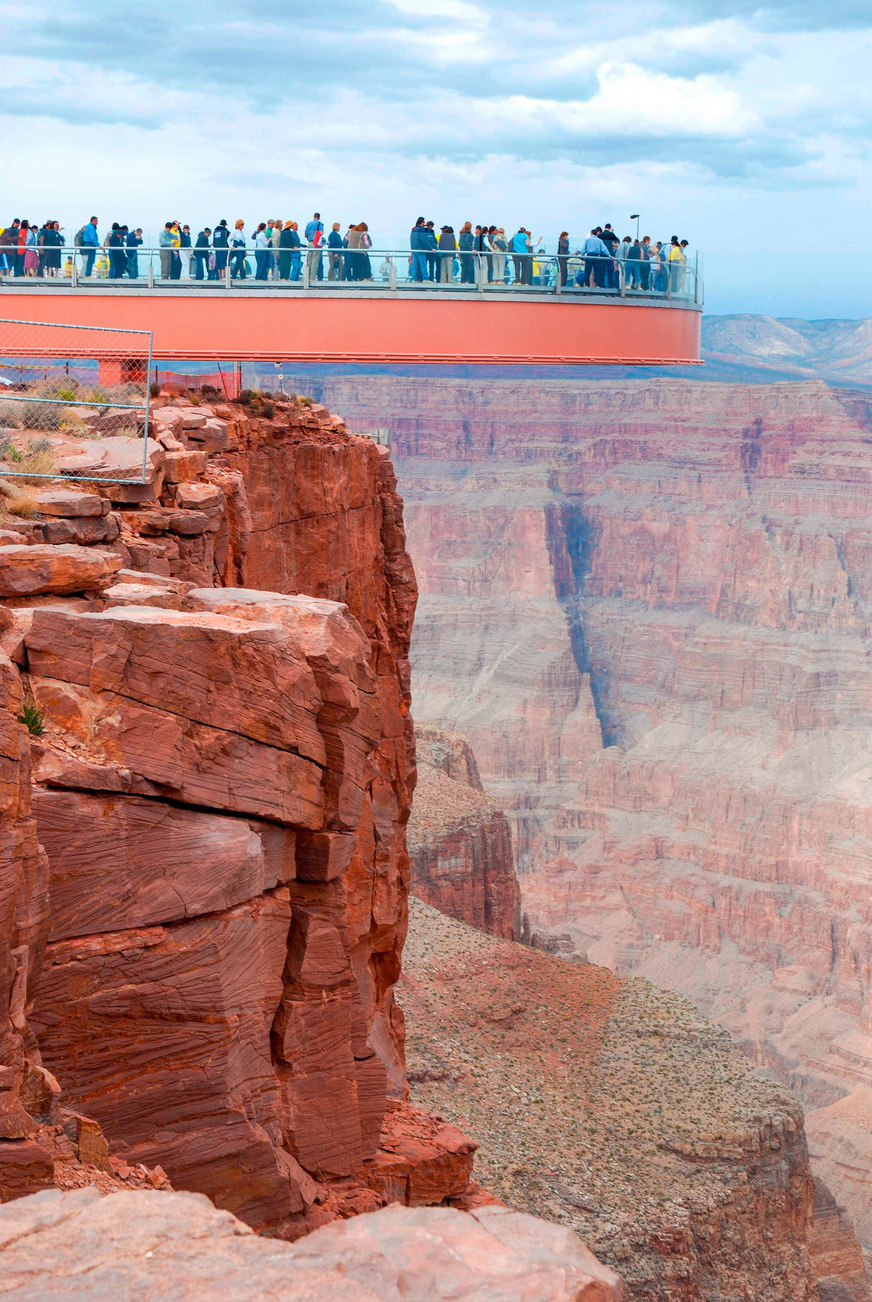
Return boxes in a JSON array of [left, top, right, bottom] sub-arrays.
[[0, 245, 703, 304]]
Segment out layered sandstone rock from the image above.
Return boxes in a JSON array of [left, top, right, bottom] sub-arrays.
[[810, 1180, 872, 1302], [401, 898, 816, 1302], [408, 726, 520, 939], [0, 397, 438, 1236], [0, 1187, 623, 1301], [0, 649, 53, 1201], [285, 370, 872, 1279]]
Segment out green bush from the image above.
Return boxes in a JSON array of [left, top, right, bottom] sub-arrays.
[[18, 699, 44, 736]]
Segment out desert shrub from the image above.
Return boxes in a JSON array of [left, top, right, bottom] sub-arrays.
[[0, 402, 24, 430], [0, 440, 24, 464], [5, 488, 39, 516], [299, 396, 313, 408], [21, 402, 62, 431]]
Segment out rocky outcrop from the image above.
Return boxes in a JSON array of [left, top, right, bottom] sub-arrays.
[[0, 397, 476, 1238], [284, 370, 872, 1282], [810, 1180, 872, 1302], [0, 1187, 623, 1301], [408, 726, 521, 939], [401, 898, 816, 1302]]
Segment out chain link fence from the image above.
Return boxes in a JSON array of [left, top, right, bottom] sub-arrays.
[[0, 319, 153, 484]]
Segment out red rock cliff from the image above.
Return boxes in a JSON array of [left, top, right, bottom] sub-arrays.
[[407, 726, 521, 939], [0, 397, 483, 1235]]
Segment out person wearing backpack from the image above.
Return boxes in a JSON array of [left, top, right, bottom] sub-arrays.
[[304, 213, 324, 281], [306, 223, 324, 283], [79, 216, 100, 276], [212, 219, 230, 278], [1, 220, 20, 276]]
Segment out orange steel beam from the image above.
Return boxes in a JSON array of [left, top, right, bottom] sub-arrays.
[[0, 290, 702, 366]]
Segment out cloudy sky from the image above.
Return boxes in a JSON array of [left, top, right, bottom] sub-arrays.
[[2, 0, 870, 316]]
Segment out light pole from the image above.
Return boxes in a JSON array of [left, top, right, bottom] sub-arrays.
[[630, 214, 640, 241]]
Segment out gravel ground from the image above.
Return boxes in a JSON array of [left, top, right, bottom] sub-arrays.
[[400, 898, 812, 1299]]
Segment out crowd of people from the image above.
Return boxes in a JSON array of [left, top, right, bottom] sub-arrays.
[[0, 212, 694, 293]]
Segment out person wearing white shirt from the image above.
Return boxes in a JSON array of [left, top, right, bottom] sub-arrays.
[[230, 219, 247, 279]]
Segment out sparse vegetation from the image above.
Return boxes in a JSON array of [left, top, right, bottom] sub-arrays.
[[0, 477, 38, 515], [21, 401, 62, 432], [18, 698, 44, 736]]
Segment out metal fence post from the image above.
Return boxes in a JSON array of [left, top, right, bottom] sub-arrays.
[[224, 259, 231, 290], [147, 255, 154, 289], [303, 257, 310, 291], [389, 258, 397, 292], [476, 254, 484, 293], [71, 258, 78, 289]]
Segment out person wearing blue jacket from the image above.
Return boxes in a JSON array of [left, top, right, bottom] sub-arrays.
[[126, 228, 143, 278], [80, 216, 100, 276], [423, 221, 439, 281], [579, 230, 610, 289], [410, 217, 429, 283]]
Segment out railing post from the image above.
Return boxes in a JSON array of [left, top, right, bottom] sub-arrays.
[[224, 258, 231, 290], [303, 256, 310, 291], [389, 257, 397, 292], [667, 265, 673, 300], [476, 253, 484, 294], [71, 256, 78, 288], [619, 262, 626, 298], [554, 256, 561, 295], [147, 254, 154, 289]]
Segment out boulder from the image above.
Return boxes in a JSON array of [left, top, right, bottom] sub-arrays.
[[34, 490, 109, 519], [163, 449, 208, 483], [56, 436, 163, 485], [174, 481, 223, 511], [0, 545, 121, 597], [41, 515, 120, 547], [0, 1189, 623, 1301]]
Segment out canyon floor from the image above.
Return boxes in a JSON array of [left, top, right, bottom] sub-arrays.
[[401, 898, 819, 1301]]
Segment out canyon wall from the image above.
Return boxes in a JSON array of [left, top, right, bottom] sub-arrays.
[[285, 369, 872, 1267], [0, 397, 481, 1236], [407, 725, 520, 939]]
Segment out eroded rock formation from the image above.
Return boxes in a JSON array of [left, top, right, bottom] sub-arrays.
[[285, 370, 872, 1276], [0, 397, 477, 1236], [407, 726, 520, 938]]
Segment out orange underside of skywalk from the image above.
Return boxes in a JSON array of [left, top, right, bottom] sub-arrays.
[[0, 290, 702, 365]]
